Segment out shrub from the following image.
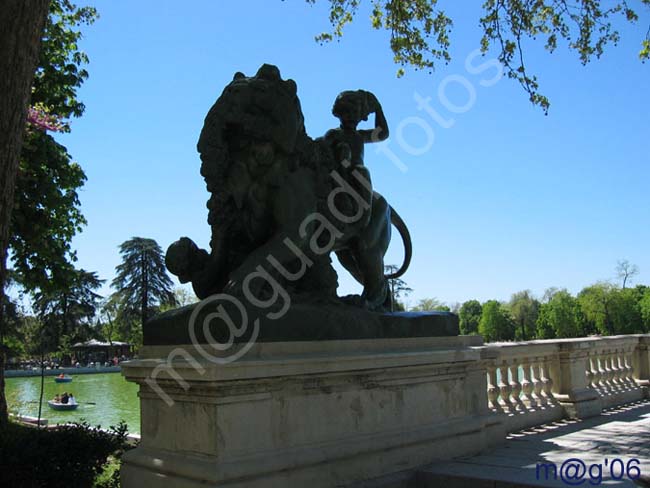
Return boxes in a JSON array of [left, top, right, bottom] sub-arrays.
[[0, 421, 129, 488]]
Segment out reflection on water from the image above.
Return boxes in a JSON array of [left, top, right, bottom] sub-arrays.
[[6, 372, 140, 434]]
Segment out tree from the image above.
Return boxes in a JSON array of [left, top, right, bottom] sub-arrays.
[[384, 264, 412, 311], [0, 0, 51, 429], [98, 295, 121, 345], [536, 289, 582, 339], [640, 289, 650, 331], [458, 299, 482, 335], [578, 282, 617, 335], [611, 287, 644, 334], [32, 269, 103, 354], [310, 0, 650, 113], [1, 293, 24, 360], [508, 290, 540, 341], [159, 287, 199, 313], [616, 259, 639, 289], [411, 297, 448, 311], [10, 0, 98, 295], [111, 238, 177, 335], [577, 282, 643, 335], [479, 300, 515, 342]]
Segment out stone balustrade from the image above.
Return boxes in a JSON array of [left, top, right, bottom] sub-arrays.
[[120, 330, 650, 487], [482, 334, 650, 434]]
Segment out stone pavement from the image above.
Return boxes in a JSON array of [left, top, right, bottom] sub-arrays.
[[419, 400, 650, 487]]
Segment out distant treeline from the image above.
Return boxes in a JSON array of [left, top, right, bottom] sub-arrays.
[[409, 283, 650, 342]]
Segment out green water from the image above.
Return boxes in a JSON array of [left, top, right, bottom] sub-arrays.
[[5, 373, 140, 434]]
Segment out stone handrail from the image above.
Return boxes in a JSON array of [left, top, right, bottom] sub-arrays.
[[480, 334, 650, 433]]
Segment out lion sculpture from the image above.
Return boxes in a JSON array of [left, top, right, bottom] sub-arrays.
[[166, 64, 411, 311]]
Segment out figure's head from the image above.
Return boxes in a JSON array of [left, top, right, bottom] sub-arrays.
[[332, 90, 369, 129], [166, 237, 200, 282]]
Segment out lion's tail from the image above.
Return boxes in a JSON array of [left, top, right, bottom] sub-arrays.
[[385, 206, 412, 279]]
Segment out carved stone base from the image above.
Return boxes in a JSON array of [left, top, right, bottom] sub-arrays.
[[120, 332, 501, 487]]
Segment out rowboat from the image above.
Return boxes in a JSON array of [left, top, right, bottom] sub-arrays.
[[54, 375, 73, 383], [47, 400, 78, 411]]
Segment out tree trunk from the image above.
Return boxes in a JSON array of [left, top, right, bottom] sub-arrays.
[[141, 248, 148, 331], [0, 0, 51, 429]]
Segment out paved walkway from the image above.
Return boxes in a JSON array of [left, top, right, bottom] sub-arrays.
[[420, 400, 650, 487]]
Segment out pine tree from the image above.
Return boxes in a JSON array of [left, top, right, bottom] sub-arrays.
[[111, 237, 176, 333]]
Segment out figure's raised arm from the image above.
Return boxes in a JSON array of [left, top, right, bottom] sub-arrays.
[[360, 91, 389, 143]]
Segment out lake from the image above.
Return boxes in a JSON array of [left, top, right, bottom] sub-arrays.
[[5, 372, 140, 434]]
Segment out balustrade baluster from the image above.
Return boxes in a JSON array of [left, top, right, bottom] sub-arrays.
[[604, 352, 615, 390], [486, 365, 501, 412], [612, 350, 624, 390], [521, 360, 535, 409], [498, 363, 513, 413], [623, 349, 635, 389], [533, 361, 546, 406], [509, 362, 524, 412], [615, 350, 626, 390], [599, 352, 611, 394], [541, 359, 554, 404], [585, 355, 595, 389], [592, 354, 603, 393]]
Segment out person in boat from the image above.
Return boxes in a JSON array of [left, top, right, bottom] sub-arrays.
[[54, 394, 61, 403], [58, 373, 65, 379], [68, 393, 77, 406], [60, 392, 69, 404]]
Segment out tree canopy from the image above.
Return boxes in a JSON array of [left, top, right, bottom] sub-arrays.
[[479, 299, 515, 341], [458, 299, 482, 335], [411, 297, 449, 311], [32, 269, 103, 354], [111, 238, 177, 337], [508, 290, 540, 341], [9, 0, 98, 294], [310, 0, 650, 112], [536, 289, 582, 338]]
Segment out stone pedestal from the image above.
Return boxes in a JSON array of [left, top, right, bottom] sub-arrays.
[[552, 340, 602, 418], [120, 311, 500, 487], [635, 335, 650, 397]]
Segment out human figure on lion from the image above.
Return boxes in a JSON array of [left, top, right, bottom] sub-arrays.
[[324, 90, 394, 309]]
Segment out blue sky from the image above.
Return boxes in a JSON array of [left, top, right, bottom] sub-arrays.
[[53, 0, 649, 307]]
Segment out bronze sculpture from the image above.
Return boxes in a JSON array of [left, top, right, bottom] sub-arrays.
[[166, 64, 411, 311]]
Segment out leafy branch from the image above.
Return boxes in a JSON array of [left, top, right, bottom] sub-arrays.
[[307, 0, 650, 113]]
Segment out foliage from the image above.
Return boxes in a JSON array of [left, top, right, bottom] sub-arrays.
[[384, 264, 412, 311], [97, 295, 122, 344], [614, 287, 644, 334], [309, 0, 650, 113], [479, 299, 515, 342], [93, 456, 122, 488], [11, 132, 87, 292], [1, 292, 24, 358], [9, 0, 98, 294], [32, 268, 103, 353], [458, 299, 482, 335], [577, 282, 644, 335], [111, 237, 177, 333], [508, 290, 540, 341], [159, 286, 199, 313], [536, 289, 582, 339], [32, 0, 98, 124], [0, 420, 128, 488], [640, 288, 650, 330], [411, 297, 448, 311]]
